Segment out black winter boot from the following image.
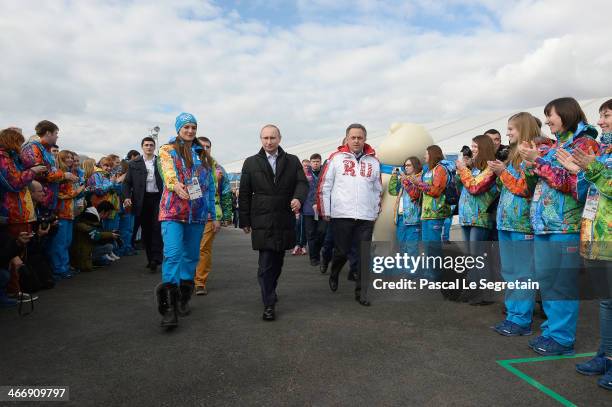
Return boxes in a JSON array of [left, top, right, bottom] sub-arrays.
[[156, 283, 178, 327], [178, 280, 194, 317]]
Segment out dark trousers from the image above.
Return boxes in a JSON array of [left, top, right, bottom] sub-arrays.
[[303, 215, 326, 261], [322, 220, 358, 272], [258, 250, 285, 306], [330, 218, 374, 295], [138, 192, 163, 264]]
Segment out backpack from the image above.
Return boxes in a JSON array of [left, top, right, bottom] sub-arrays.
[[439, 160, 459, 207]]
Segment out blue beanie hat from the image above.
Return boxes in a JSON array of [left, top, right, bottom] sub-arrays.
[[175, 112, 197, 134]]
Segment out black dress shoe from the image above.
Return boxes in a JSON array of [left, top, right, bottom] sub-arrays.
[[355, 294, 371, 306], [329, 273, 338, 292], [320, 262, 329, 274], [262, 306, 275, 321], [310, 259, 320, 267], [149, 262, 158, 273]]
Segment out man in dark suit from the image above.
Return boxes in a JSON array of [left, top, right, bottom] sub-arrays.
[[122, 136, 164, 272], [239, 125, 308, 321]]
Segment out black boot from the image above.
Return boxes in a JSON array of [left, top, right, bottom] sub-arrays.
[[178, 280, 194, 317], [156, 283, 178, 327]]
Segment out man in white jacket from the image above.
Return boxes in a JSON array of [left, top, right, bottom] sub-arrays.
[[317, 123, 382, 306]]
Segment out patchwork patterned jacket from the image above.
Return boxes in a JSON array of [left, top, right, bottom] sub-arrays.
[[457, 166, 498, 229], [0, 149, 36, 224], [20, 140, 65, 210], [389, 171, 421, 226], [157, 143, 217, 224], [528, 123, 600, 234]]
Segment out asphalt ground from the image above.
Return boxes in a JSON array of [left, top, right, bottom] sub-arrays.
[[0, 227, 609, 407]]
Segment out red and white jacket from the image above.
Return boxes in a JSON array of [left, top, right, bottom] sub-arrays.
[[317, 144, 382, 221]]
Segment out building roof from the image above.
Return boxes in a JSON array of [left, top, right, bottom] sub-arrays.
[[222, 96, 610, 173]]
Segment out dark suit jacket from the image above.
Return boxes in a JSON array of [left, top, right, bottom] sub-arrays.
[[239, 147, 308, 251], [122, 156, 163, 216]]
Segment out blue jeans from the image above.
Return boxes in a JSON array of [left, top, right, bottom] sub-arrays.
[[396, 219, 420, 254], [48, 219, 73, 276], [294, 214, 306, 247], [534, 233, 580, 347], [442, 216, 453, 241], [498, 230, 535, 327], [161, 221, 205, 285], [117, 213, 135, 255], [421, 219, 444, 242], [601, 300, 612, 358], [461, 225, 490, 242]]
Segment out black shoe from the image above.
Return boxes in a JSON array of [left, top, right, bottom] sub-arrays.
[[347, 271, 357, 281], [355, 293, 370, 306], [320, 262, 329, 274], [262, 305, 275, 321], [329, 272, 339, 292], [310, 258, 320, 267], [178, 280, 194, 317], [156, 283, 178, 328]]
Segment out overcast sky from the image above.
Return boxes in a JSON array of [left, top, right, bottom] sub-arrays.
[[1, 0, 610, 163]]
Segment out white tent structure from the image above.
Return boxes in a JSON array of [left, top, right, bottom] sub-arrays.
[[222, 97, 609, 173]]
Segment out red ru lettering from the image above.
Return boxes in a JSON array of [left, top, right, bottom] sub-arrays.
[[359, 162, 372, 177], [343, 160, 356, 176]]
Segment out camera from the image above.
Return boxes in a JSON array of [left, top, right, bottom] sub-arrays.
[[39, 214, 58, 230], [113, 230, 124, 247], [496, 145, 510, 161], [460, 145, 472, 158]]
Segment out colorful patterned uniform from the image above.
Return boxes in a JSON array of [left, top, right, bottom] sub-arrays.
[[157, 143, 217, 224], [578, 144, 611, 260], [87, 168, 121, 218], [389, 172, 421, 225], [528, 123, 601, 234], [457, 166, 498, 229], [497, 163, 536, 233], [414, 164, 451, 220], [0, 149, 36, 224], [20, 140, 65, 210], [212, 160, 232, 222], [57, 180, 81, 220]]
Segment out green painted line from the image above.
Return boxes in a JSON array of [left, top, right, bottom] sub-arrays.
[[496, 353, 596, 407], [498, 352, 596, 365]]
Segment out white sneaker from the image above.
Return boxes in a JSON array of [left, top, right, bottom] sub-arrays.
[[8, 292, 39, 303], [104, 254, 116, 262], [108, 252, 121, 261]]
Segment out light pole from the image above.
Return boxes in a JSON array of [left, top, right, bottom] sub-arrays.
[[150, 126, 160, 152]]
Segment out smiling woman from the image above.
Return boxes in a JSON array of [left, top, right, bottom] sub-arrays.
[[155, 112, 220, 329]]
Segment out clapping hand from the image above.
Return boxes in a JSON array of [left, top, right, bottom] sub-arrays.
[[572, 148, 596, 170], [173, 182, 190, 200], [518, 141, 538, 163], [556, 149, 580, 174], [487, 160, 506, 176]]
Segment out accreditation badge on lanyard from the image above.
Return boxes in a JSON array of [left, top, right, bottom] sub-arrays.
[[533, 182, 543, 202], [182, 155, 203, 201], [582, 186, 599, 221]]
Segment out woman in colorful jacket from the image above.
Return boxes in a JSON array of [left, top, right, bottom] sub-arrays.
[[406, 145, 451, 241], [488, 112, 541, 335], [87, 156, 122, 237], [556, 99, 612, 390], [156, 113, 219, 328], [456, 135, 499, 240], [455, 134, 499, 305], [49, 150, 85, 278], [388, 156, 422, 255], [0, 129, 47, 233], [519, 97, 601, 356]]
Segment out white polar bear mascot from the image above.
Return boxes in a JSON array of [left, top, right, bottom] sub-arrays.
[[373, 123, 434, 242]]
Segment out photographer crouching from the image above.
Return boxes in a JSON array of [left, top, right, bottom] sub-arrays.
[[70, 200, 121, 273]]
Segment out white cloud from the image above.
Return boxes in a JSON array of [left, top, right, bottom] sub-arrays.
[[0, 0, 610, 164]]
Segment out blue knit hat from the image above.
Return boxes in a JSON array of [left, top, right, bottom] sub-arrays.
[[175, 112, 197, 134]]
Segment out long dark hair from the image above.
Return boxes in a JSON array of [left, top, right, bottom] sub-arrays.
[[173, 137, 212, 170], [426, 145, 444, 169], [472, 135, 496, 171]]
